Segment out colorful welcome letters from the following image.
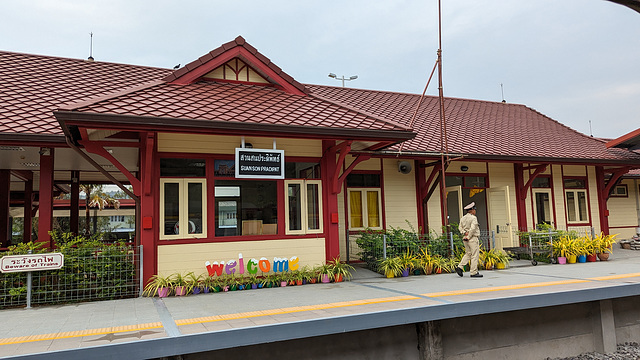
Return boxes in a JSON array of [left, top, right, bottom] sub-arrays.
[[205, 253, 299, 277]]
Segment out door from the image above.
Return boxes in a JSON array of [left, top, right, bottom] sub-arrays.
[[488, 186, 513, 249], [445, 186, 463, 228]]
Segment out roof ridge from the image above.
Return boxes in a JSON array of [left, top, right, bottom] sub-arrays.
[[309, 91, 413, 132], [58, 80, 164, 111], [162, 36, 309, 95], [0, 49, 170, 71]]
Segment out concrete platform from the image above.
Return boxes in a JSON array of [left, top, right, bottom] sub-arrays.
[[1, 247, 639, 359]]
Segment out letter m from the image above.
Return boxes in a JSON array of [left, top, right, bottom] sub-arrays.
[[272, 258, 289, 273]]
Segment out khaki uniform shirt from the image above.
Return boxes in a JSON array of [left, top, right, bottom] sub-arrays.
[[459, 213, 480, 240]]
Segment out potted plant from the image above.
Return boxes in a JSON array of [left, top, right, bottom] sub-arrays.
[[595, 233, 618, 261], [171, 273, 191, 296], [202, 275, 217, 293], [186, 272, 204, 294], [378, 257, 402, 278], [142, 274, 172, 298], [317, 263, 334, 283], [418, 248, 434, 275], [495, 250, 511, 269], [398, 250, 416, 277], [328, 256, 354, 282]]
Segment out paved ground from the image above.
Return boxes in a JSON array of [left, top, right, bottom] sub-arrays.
[[1, 247, 639, 359]]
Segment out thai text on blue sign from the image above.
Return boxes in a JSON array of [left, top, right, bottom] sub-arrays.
[[235, 148, 285, 179]]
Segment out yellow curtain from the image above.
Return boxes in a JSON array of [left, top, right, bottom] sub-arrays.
[[350, 192, 363, 228], [367, 191, 380, 228]]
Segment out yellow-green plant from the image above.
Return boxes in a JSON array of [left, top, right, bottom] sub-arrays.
[[417, 248, 434, 275], [378, 257, 402, 278], [480, 248, 501, 269], [398, 249, 418, 271], [594, 233, 618, 254]]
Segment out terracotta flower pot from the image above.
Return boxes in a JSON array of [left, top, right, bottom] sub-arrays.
[[597, 252, 610, 261], [334, 274, 343, 283]]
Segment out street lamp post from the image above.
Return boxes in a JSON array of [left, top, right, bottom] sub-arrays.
[[328, 73, 358, 87]]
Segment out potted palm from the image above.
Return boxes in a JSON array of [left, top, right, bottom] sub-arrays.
[[398, 250, 417, 277], [142, 274, 172, 298], [328, 256, 355, 282], [171, 273, 190, 296], [595, 233, 618, 261], [418, 248, 434, 275], [317, 263, 334, 283], [378, 256, 402, 278], [495, 250, 511, 269], [186, 272, 204, 294]]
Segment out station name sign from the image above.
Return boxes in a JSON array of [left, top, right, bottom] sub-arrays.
[[0, 253, 64, 273], [235, 148, 285, 179]]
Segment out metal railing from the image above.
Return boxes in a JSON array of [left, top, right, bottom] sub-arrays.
[[0, 245, 141, 309]]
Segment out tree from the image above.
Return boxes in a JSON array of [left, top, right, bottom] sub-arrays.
[[79, 185, 120, 236]]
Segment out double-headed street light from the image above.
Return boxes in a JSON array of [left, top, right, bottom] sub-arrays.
[[328, 73, 358, 87]]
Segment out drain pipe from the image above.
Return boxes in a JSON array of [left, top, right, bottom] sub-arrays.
[[64, 135, 139, 203]]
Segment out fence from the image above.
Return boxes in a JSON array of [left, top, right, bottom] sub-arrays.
[[0, 245, 141, 309], [349, 230, 494, 272]]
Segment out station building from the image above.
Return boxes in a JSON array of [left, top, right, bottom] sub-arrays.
[[1, 36, 639, 280]]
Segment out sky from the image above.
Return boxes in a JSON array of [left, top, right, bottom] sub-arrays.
[[1, 0, 639, 139]]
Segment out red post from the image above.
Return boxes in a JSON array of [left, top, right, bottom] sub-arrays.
[[38, 148, 55, 248], [321, 140, 340, 262], [140, 133, 157, 284], [595, 166, 610, 235], [23, 176, 33, 242], [0, 170, 10, 247]]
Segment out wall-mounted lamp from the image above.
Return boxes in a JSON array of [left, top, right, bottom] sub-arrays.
[[460, 166, 469, 172]]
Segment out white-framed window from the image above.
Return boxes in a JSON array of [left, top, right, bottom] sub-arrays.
[[564, 178, 588, 224], [160, 179, 207, 239], [347, 188, 382, 230], [610, 184, 628, 198], [285, 180, 323, 235]]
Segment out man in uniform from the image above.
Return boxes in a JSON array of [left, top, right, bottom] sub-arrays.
[[456, 202, 483, 278]]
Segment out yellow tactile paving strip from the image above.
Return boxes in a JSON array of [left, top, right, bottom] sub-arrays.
[[175, 295, 419, 326], [0, 323, 163, 346], [1, 272, 639, 347]]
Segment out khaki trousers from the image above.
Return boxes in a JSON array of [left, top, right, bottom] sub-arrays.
[[458, 238, 480, 275]]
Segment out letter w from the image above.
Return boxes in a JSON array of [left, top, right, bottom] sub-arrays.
[[206, 262, 224, 276]]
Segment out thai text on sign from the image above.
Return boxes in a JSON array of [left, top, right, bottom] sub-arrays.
[[0, 253, 64, 273]]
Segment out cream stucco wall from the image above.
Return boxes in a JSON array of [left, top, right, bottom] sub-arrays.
[[382, 158, 418, 231], [608, 179, 640, 238], [157, 238, 325, 277], [157, 133, 322, 157]]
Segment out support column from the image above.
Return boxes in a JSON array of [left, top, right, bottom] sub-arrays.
[[23, 177, 33, 242], [70, 171, 80, 236], [514, 163, 527, 231], [595, 166, 610, 235], [417, 321, 443, 360], [38, 147, 55, 248], [593, 299, 617, 354], [0, 170, 10, 247], [321, 140, 340, 261], [140, 133, 156, 284]]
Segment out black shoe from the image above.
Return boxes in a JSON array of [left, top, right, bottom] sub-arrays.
[[470, 273, 483, 278], [455, 267, 463, 277]]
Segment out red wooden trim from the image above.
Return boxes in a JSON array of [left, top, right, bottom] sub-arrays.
[[144, 133, 155, 196], [380, 158, 387, 230], [415, 160, 426, 234], [169, 47, 306, 96], [521, 164, 548, 199], [330, 141, 352, 194], [156, 233, 327, 246], [606, 127, 640, 148], [78, 128, 142, 196], [336, 154, 372, 191], [603, 167, 631, 199]]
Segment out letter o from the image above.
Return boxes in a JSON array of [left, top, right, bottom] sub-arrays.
[[258, 259, 271, 273]]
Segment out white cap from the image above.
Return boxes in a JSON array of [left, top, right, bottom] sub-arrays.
[[464, 202, 476, 210]]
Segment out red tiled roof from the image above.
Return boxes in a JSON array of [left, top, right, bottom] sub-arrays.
[[60, 80, 412, 135], [308, 85, 640, 163], [0, 51, 171, 138]]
